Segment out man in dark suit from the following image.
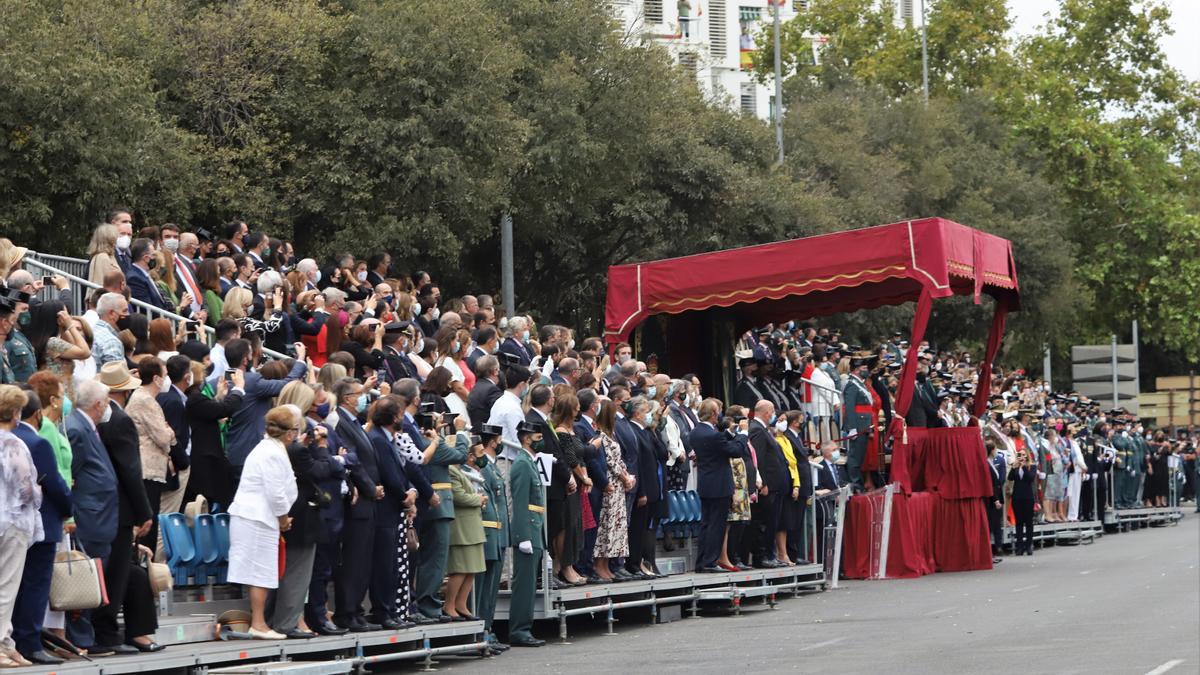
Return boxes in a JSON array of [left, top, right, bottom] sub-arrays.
[[814, 441, 845, 493], [154, 356, 193, 543], [732, 358, 765, 410], [93, 366, 154, 655], [524, 385, 570, 588], [379, 323, 419, 385], [497, 317, 532, 366], [692, 400, 743, 572], [465, 326, 497, 375], [365, 252, 390, 287], [125, 238, 173, 314], [12, 390, 72, 665], [610, 387, 641, 580], [906, 353, 942, 428], [302, 388, 349, 637], [331, 377, 382, 632], [572, 389, 606, 580], [366, 397, 416, 630], [782, 410, 814, 564], [467, 355, 503, 431], [748, 400, 789, 568]]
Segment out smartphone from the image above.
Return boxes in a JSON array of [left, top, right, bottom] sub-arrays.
[[41, 275, 53, 287], [224, 370, 235, 384], [442, 412, 459, 427]]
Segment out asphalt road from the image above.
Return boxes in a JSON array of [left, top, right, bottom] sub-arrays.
[[390, 513, 1199, 675]]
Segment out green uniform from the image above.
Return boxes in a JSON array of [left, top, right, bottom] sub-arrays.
[[1129, 433, 1147, 505], [841, 374, 873, 489], [475, 458, 508, 633], [1113, 433, 1134, 507], [507, 448, 546, 643], [415, 432, 469, 618], [5, 329, 36, 383]]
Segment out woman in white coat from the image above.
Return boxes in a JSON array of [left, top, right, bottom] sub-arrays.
[[227, 405, 299, 640]]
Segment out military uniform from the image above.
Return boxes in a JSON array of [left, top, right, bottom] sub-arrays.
[[841, 373, 874, 490], [475, 457, 508, 636], [1129, 430, 1147, 505], [414, 432, 469, 619], [1, 326, 34, 381], [507, 447, 546, 644], [1112, 430, 1134, 508]]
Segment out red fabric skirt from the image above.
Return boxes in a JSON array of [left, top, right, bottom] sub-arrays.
[[842, 491, 992, 579]]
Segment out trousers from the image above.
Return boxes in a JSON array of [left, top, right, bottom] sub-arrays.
[[508, 547, 541, 641], [1012, 498, 1034, 553], [414, 518, 451, 618], [474, 549, 505, 632], [333, 516, 373, 626], [11, 540, 55, 655], [268, 541, 316, 632], [0, 528, 31, 651], [304, 518, 342, 629], [697, 497, 729, 570]]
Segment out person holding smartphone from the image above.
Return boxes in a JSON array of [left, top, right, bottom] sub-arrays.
[[1009, 449, 1037, 556]]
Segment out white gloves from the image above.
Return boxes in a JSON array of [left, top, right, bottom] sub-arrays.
[[518, 540, 533, 554]]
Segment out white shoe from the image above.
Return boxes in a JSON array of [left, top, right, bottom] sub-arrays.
[[248, 628, 287, 640]]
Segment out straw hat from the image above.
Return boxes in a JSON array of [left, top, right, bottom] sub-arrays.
[[145, 558, 172, 594], [96, 361, 140, 391]]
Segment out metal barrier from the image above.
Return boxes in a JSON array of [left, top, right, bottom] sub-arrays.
[[22, 253, 289, 361]]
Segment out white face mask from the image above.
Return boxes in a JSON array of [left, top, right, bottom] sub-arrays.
[[159, 376, 171, 394], [163, 239, 180, 252], [774, 420, 788, 433], [567, 339, 575, 350], [356, 271, 367, 282], [830, 450, 841, 462], [185, 373, 194, 389], [413, 302, 422, 317], [314, 269, 322, 283], [100, 403, 113, 424], [431, 307, 441, 320], [116, 235, 131, 250]]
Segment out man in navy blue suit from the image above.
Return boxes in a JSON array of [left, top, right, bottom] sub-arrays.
[[609, 386, 640, 581], [573, 389, 607, 580], [691, 399, 745, 573], [12, 388, 72, 665], [125, 238, 173, 313], [366, 397, 417, 630]]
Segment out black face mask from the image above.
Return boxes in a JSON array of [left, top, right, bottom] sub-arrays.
[[116, 316, 132, 331], [146, 257, 158, 270]]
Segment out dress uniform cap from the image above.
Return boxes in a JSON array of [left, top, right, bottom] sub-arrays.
[[478, 423, 504, 438], [383, 321, 413, 335], [516, 421, 541, 436]]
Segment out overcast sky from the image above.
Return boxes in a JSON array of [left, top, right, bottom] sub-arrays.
[[1006, 0, 1199, 81]]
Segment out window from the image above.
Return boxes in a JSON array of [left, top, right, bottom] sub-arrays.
[[740, 82, 757, 115], [739, 6, 763, 71], [709, 1, 727, 60], [679, 51, 699, 81], [646, 0, 664, 23]]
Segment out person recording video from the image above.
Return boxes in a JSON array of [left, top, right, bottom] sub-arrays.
[[1009, 449, 1038, 556]]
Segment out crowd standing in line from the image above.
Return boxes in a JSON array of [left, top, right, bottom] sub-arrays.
[[0, 219, 1195, 663]]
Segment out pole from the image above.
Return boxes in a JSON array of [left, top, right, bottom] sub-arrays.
[[1043, 344, 1052, 388], [1110, 334, 1119, 410], [919, 0, 929, 105], [772, 0, 785, 165], [1131, 319, 1140, 413], [500, 212, 515, 317]]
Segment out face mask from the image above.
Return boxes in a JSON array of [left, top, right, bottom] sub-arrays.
[[116, 235, 131, 250], [774, 420, 788, 433], [117, 316, 132, 331], [356, 271, 367, 282], [521, 330, 530, 343], [163, 239, 180, 252], [642, 413, 653, 427], [17, 311, 30, 327], [100, 403, 113, 424], [61, 395, 73, 418], [431, 307, 441, 320], [830, 450, 841, 462], [413, 302, 422, 317], [314, 270, 322, 284], [644, 385, 657, 399], [567, 339, 575, 350], [452, 340, 460, 353], [159, 376, 171, 394], [185, 373, 194, 389], [263, 247, 271, 257], [146, 257, 158, 270], [382, 295, 394, 306], [315, 401, 331, 418], [476, 454, 489, 469], [531, 439, 545, 453], [356, 393, 369, 413]]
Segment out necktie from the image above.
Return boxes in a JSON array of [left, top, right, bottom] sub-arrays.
[[177, 257, 203, 312], [829, 461, 838, 484]]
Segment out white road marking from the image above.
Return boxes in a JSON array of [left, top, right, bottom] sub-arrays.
[[922, 607, 955, 616], [1079, 569, 1094, 575], [1144, 659, 1183, 675], [798, 637, 848, 652], [1012, 584, 1039, 592]]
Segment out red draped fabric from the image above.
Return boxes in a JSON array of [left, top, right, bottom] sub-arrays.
[[842, 492, 937, 579], [931, 495, 993, 572], [890, 427, 992, 497], [971, 300, 1010, 418]]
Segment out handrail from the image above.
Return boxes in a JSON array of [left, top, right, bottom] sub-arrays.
[[22, 254, 290, 362]]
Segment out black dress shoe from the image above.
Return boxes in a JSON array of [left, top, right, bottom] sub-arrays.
[[611, 568, 633, 580], [377, 618, 403, 630], [440, 614, 466, 623], [510, 637, 545, 647], [349, 620, 381, 633], [315, 621, 348, 636], [109, 644, 140, 655], [697, 565, 724, 573], [24, 650, 64, 665], [411, 614, 437, 626], [281, 629, 317, 639]]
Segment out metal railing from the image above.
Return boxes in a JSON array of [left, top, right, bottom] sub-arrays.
[[22, 253, 289, 362]]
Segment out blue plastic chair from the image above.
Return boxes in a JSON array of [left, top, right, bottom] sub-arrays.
[[686, 490, 702, 536], [193, 515, 222, 584], [159, 513, 198, 586], [213, 513, 231, 581]]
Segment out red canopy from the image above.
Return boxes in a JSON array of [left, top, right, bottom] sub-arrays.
[[603, 217, 1019, 344]]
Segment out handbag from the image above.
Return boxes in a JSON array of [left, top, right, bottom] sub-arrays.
[[50, 538, 109, 611]]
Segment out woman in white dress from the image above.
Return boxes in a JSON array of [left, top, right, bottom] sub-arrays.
[[226, 405, 299, 640]]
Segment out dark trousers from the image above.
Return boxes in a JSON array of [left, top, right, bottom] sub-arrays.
[[1012, 498, 1035, 553], [305, 519, 342, 628], [984, 497, 1003, 551], [625, 502, 649, 572], [140, 480, 164, 551], [414, 518, 450, 618], [12, 541, 57, 655], [122, 563, 159, 638], [726, 521, 745, 564], [787, 503, 810, 562], [93, 526, 134, 647], [368, 517, 401, 621], [333, 516, 374, 626], [698, 496, 730, 569], [475, 550, 504, 632], [749, 493, 779, 564]]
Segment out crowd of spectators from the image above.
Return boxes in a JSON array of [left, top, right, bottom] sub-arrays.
[[0, 217, 1195, 663]]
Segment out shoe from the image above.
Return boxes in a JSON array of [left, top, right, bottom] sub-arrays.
[[434, 614, 452, 623], [248, 628, 287, 640], [663, 536, 676, 552], [458, 612, 479, 621], [611, 568, 633, 580], [585, 575, 604, 584], [510, 637, 545, 647], [378, 618, 403, 630], [794, 559, 812, 565], [315, 621, 348, 636], [719, 563, 739, 572], [23, 648, 63, 662], [752, 562, 773, 569], [992, 557, 1003, 564], [281, 629, 317, 639], [1, 651, 30, 667], [697, 565, 724, 573], [87, 645, 116, 657], [735, 563, 753, 571], [126, 640, 165, 652], [106, 644, 139, 655], [349, 620, 381, 633], [441, 614, 466, 623], [411, 614, 437, 626]]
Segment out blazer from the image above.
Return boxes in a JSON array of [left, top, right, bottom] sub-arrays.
[[1008, 465, 1037, 501], [157, 386, 192, 480], [224, 360, 306, 467], [283, 440, 330, 546], [337, 407, 378, 520], [380, 346, 419, 385], [841, 376, 875, 436], [479, 460, 509, 559], [508, 449, 545, 548], [634, 424, 665, 505], [15, 422, 71, 544], [97, 401, 154, 528], [368, 425, 411, 528], [988, 456, 1005, 501], [613, 415, 640, 485], [66, 410, 119, 545], [748, 420, 790, 492], [448, 465, 485, 547], [784, 429, 814, 500], [815, 458, 843, 492], [467, 378, 503, 431], [691, 422, 742, 499], [126, 264, 172, 312], [126, 388, 175, 483], [497, 337, 531, 366], [527, 409, 569, 501], [229, 437, 297, 527], [305, 419, 348, 528], [574, 417, 608, 493], [418, 433, 469, 521]]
